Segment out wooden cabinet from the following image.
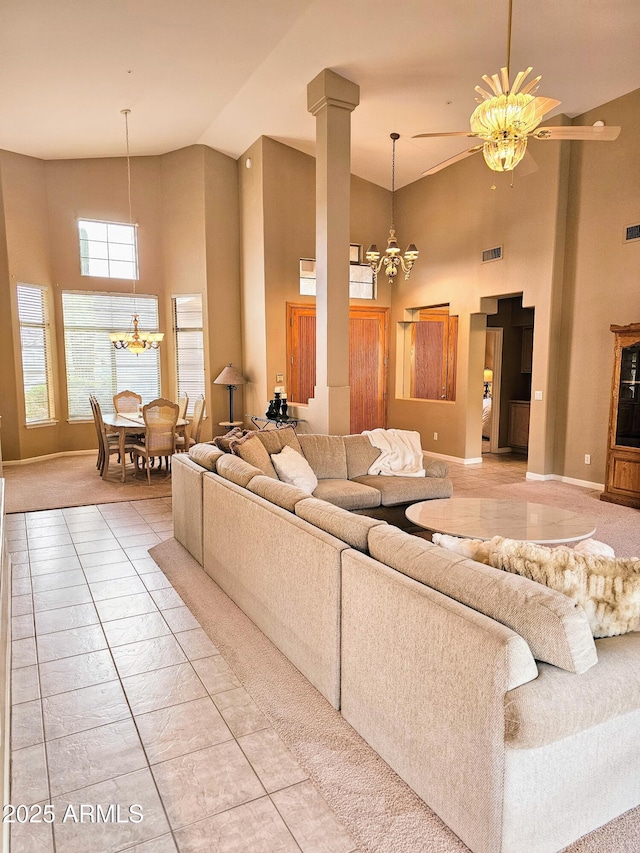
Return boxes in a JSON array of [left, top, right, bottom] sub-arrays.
[[508, 400, 530, 450], [601, 323, 640, 509]]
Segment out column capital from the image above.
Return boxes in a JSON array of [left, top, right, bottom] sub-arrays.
[[307, 69, 360, 116]]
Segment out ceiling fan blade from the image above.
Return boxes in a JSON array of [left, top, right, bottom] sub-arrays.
[[531, 125, 621, 141], [517, 150, 538, 176], [413, 131, 479, 139], [531, 97, 561, 122], [422, 146, 483, 176]]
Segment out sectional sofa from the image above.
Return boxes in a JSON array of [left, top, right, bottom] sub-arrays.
[[171, 437, 640, 853]]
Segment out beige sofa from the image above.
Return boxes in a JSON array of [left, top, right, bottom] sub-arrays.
[[171, 445, 640, 853]]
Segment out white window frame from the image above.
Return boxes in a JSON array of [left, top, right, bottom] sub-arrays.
[[299, 258, 376, 299], [78, 218, 139, 280], [172, 294, 205, 416], [62, 291, 161, 421], [17, 283, 56, 426]]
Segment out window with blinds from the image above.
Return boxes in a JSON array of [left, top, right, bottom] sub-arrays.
[[17, 284, 55, 424], [172, 295, 205, 415], [62, 292, 161, 420]]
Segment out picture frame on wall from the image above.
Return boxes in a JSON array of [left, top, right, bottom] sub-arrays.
[[349, 244, 362, 265]]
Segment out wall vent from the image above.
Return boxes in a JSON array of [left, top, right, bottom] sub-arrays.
[[482, 245, 503, 263], [624, 223, 640, 243]]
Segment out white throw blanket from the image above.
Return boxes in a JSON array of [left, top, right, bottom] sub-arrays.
[[363, 428, 426, 477]]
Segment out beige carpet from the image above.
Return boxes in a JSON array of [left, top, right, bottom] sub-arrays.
[[149, 537, 640, 853], [3, 454, 172, 513]]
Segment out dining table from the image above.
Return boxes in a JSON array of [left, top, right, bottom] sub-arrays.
[[102, 412, 189, 482]]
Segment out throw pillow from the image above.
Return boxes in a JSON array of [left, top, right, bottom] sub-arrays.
[[229, 432, 279, 478], [488, 537, 640, 638], [213, 427, 248, 453], [270, 445, 318, 494]]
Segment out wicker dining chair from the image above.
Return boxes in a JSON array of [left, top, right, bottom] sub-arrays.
[[113, 389, 142, 414], [175, 394, 205, 451], [132, 398, 179, 484], [92, 396, 136, 479], [177, 391, 189, 420]]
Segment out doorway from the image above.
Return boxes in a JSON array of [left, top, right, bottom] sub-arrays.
[[286, 303, 389, 433]]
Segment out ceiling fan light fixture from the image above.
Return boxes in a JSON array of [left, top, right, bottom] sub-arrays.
[[482, 136, 529, 172]]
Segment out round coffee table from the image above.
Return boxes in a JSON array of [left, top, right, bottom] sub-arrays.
[[405, 497, 596, 545]]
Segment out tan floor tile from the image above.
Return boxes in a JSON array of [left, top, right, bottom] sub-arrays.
[[118, 532, 162, 549], [12, 594, 34, 617], [37, 623, 107, 663], [9, 808, 55, 853], [174, 796, 299, 853], [29, 553, 82, 575], [131, 557, 162, 574], [238, 727, 308, 793], [51, 768, 170, 853], [12, 613, 35, 640], [35, 602, 100, 636], [149, 586, 184, 610], [69, 528, 118, 545], [12, 575, 32, 596], [175, 628, 219, 661], [33, 584, 93, 613], [40, 648, 117, 697], [11, 743, 49, 803], [12, 636, 37, 669], [12, 665, 40, 705], [31, 569, 87, 593], [189, 655, 241, 697], [42, 680, 130, 740], [27, 532, 73, 550], [47, 718, 147, 796], [151, 740, 265, 829], [75, 538, 124, 556], [135, 696, 232, 764], [89, 574, 147, 601], [12, 561, 30, 578], [108, 523, 154, 538], [213, 686, 270, 737], [161, 605, 200, 632], [271, 780, 355, 853], [65, 518, 110, 534], [79, 548, 128, 568], [11, 699, 44, 750], [102, 610, 171, 648], [82, 560, 138, 583], [112, 633, 187, 678], [140, 571, 172, 591], [121, 834, 178, 853], [95, 591, 158, 623], [124, 545, 159, 561], [122, 662, 207, 716], [8, 549, 29, 566]]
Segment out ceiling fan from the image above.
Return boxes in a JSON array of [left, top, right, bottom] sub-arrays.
[[413, 0, 621, 176]]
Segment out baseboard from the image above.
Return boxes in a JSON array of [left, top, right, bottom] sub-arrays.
[[525, 471, 605, 490], [3, 449, 95, 467], [424, 451, 483, 465]]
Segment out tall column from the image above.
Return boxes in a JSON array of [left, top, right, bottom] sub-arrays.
[[306, 69, 359, 435]]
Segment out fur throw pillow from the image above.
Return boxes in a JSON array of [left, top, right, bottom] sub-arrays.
[[487, 537, 640, 638], [213, 427, 250, 453]]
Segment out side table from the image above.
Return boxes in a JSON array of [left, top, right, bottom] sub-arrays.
[[219, 421, 244, 432], [249, 416, 304, 431]]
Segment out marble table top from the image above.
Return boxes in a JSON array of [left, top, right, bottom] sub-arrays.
[[405, 497, 596, 544]]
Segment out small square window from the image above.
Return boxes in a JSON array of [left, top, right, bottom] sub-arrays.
[[78, 218, 138, 280]]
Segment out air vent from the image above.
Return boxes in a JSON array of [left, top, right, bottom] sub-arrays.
[[482, 245, 503, 263], [624, 223, 640, 243]]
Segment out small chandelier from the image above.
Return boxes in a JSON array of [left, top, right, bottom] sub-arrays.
[[366, 133, 418, 285], [109, 108, 164, 355]]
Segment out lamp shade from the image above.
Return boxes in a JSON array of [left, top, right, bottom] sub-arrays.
[[214, 363, 246, 386], [483, 368, 493, 383]]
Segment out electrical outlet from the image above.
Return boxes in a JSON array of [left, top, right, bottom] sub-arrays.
[[534, 390, 543, 401], [433, 432, 438, 441], [584, 454, 591, 464]]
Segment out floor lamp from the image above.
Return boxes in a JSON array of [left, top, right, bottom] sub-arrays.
[[213, 363, 247, 427]]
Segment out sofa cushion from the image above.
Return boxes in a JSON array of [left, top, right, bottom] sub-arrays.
[[368, 525, 598, 674], [298, 434, 348, 480], [505, 633, 640, 748], [343, 434, 381, 479], [313, 479, 381, 511], [353, 475, 453, 506], [246, 475, 310, 512], [230, 432, 278, 479], [488, 537, 640, 639], [215, 454, 264, 488], [254, 425, 302, 456], [270, 445, 318, 494], [295, 497, 386, 552], [188, 443, 224, 471], [423, 458, 449, 478]]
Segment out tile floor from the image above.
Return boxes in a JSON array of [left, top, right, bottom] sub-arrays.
[[6, 497, 357, 853]]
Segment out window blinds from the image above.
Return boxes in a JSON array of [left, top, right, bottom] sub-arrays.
[[172, 295, 205, 415], [62, 291, 160, 420], [17, 284, 55, 424]]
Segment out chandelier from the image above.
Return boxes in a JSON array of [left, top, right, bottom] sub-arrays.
[[365, 133, 418, 285], [109, 108, 164, 355]]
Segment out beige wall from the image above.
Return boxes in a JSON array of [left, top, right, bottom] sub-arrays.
[[0, 143, 240, 460]]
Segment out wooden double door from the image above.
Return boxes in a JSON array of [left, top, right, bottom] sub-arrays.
[[286, 303, 389, 434]]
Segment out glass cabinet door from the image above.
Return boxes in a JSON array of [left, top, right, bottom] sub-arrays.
[[615, 342, 640, 447]]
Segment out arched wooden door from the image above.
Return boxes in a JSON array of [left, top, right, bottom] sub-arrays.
[[287, 303, 389, 433]]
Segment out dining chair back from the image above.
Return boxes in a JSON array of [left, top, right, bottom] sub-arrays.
[[92, 395, 133, 479], [177, 391, 189, 420], [133, 398, 179, 484], [190, 395, 206, 446], [114, 389, 142, 414]]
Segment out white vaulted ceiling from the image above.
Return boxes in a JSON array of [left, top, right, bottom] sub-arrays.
[[0, 0, 639, 188]]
